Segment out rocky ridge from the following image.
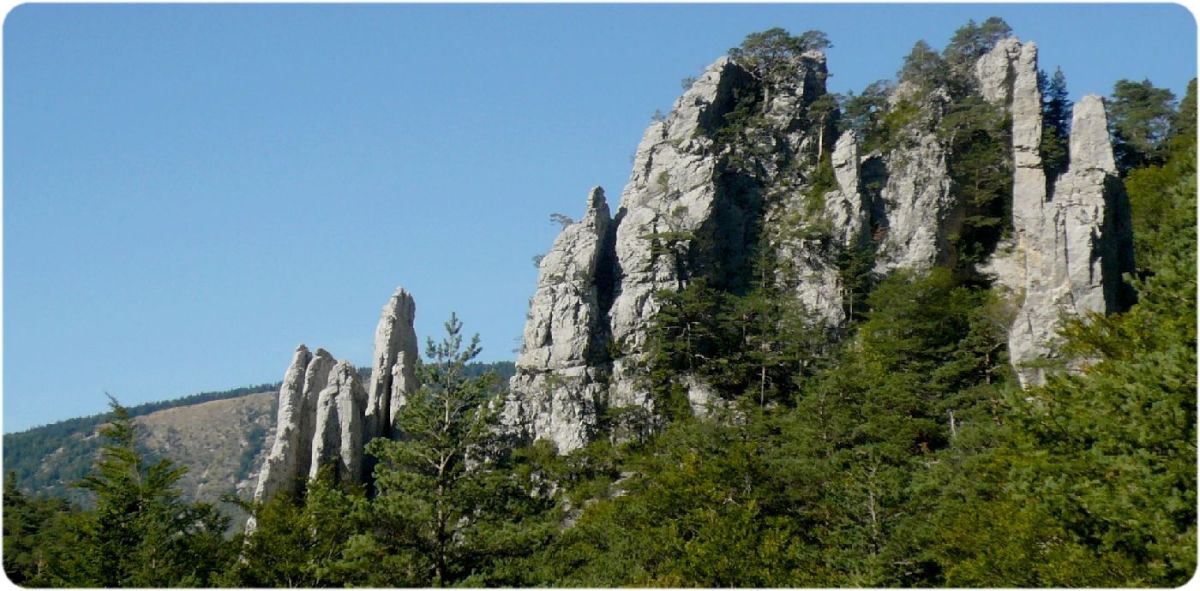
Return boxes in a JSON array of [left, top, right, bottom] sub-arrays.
[[502, 35, 1134, 452]]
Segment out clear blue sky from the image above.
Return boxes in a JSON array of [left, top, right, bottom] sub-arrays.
[[4, 3, 1195, 432]]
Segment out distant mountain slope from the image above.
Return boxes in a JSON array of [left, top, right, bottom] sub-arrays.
[[3, 382, 282, 505]]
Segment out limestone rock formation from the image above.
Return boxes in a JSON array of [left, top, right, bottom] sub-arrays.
[[365, 287, 419, 441], [873, 90, 956, 274], [501, 34, 1133, 453], [505, 51, 838, 451], [606, 56, 754, 358], [253, 345, 335, 504]]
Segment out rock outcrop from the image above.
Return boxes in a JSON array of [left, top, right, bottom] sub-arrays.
[[502, 33, 1134, 453], [252, 345, 335, 505], [502, 187, 613, 452], [505, 52, 840, 452], [311, 361, 368, 483]]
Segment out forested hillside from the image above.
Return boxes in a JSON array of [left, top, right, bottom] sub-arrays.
[[3, 21, 1193, 588]]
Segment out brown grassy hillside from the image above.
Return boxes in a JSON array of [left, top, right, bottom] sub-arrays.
[[135, 391, 276, 507]]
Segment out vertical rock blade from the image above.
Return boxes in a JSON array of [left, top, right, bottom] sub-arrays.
[[252, 345, 313, 504], [975, 38, 1132, 386]]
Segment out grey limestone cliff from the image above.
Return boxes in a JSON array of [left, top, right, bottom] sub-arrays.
[[502, 187, 613, 453], [504, 51, 840, 451]]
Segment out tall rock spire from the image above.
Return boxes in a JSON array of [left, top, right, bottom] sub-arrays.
[[252, 345, 316, 504], [365, 287, 419, 441], [976, 39, 1133, 385]]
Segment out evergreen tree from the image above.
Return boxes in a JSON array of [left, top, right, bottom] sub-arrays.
[[943, 17, 1013, 71], [3, 475, 81, 586], [222, 467, 369, 587], [1109, 78, 1177, 172], [1040, 67, 1072, 180], [363, 314, 554, 586], [71, 399, 232, 587], [898, 40, 946, 92]]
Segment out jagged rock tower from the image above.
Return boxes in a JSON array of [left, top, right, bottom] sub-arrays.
[[251, 286, 419, 514], [502, 36, 1133, 453]]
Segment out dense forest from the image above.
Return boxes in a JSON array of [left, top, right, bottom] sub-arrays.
[[4, 22, 1195, 587]]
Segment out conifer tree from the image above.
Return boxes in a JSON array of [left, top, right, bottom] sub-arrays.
[[72, 399, 231, 587]]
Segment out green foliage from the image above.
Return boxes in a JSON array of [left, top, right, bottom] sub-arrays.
[[4, 400, 236, 587], [645, 279, 833, 415], [223, 467, 370, 587], [71, 400, 232, 587], [728, 27, 831, 79], [898, 40, 947, 91], [943, 17, 1013, 71], [840, 80, 894, 151], [362, 314, 557, 586], [1040, 67, 1072, 180], [1110, 78, 1178, 173], [938, 95, 1013, 267], [1125, 78, 1196, 277], [3, 474, 81, 586]]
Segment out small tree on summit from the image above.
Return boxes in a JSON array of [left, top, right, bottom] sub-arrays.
[[729, 28, 833, 116]]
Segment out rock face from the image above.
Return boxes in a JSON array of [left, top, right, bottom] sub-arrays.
[[872, 93, 956, 275], [253, 345, 335, 505], [502, 188, 613, 452], [251, 286, 422, 513], [976, 40, 1133, 385], [504, 52, 842, 452]]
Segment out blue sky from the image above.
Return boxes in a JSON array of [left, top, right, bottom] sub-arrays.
[[4, 3, 1195, 432]]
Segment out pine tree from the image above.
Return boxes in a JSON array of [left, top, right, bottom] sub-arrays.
[[1109, 78, 1177, 172]]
